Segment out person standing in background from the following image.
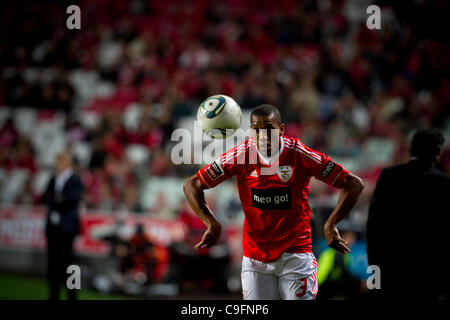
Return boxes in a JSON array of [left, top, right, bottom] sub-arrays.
[[42, 152, 84, 300], [367, 128, 450, 299]]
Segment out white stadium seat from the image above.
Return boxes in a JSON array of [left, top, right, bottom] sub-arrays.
[[72, 141, 92, 168], [32, 168, 53, 197], [125, 144, 150, 165], [69, 70, 100, 107], [31, 116, 67, 167], [122, 103, 142, 131], [0, 169, 30, 204], [12, 108, 36, 137], [0, 108, 11, 127]]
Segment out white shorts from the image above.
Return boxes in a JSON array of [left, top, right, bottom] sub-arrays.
[[241, 252, 318, 300]]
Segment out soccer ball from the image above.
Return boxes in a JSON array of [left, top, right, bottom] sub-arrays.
[[197, 94, 242, 139]]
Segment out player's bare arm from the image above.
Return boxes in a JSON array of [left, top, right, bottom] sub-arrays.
[[324, 173, 364, 254], [183, 174, 222, 249]]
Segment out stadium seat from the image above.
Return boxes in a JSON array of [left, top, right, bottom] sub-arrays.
[[125, 144, 150, 165], [0, 169, 30, 204], [122, 103, 142, 131], [72, 141, 92, 168], [0, 108, 11, 127], [31, 117, 67, 167], [0, 168, 7, 196], [79, 110, 101, 129], [13, 108, 36, 138], [32, 168, 52, 197], [69, 70, 100, 108], [360, 138, 395, 170]]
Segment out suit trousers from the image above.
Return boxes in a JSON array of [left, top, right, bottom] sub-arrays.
[[46, 228, 77, 300]]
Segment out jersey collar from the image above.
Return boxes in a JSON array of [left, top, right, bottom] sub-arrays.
[[252, 136, 286, 166]]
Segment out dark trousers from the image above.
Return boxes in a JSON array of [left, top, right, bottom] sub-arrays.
[[46, 229, 77, 300]]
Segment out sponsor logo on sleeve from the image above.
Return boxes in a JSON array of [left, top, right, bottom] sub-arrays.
[[205, 159, 224, 180], [322, 161, 335, 178]]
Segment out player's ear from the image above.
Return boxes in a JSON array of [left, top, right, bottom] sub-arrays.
[[279, 123, 285, 136]]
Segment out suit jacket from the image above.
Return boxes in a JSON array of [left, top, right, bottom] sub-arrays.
[[367, 159, 450, 298], [43, 173, 84, 236]]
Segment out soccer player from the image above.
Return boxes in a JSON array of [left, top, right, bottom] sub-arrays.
[[183, 104, 364, 300]]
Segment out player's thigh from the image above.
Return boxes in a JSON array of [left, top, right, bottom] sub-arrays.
[[278, 272, 318, 300], [278, 253, 318, 300], [241, 271, 280, 300]]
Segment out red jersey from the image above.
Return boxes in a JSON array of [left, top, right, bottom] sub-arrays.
[[196, 136, 349, 263]]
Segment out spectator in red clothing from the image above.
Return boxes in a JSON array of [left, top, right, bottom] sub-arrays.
[[14, 137, 37, 174], [17, 178, 39, 205], [82, 168, 108, 209], [0, 118, 18, 149], [172, 199, 231, 293], [132, 118, 163, 150], [179, 199, 208, 249], [2, 136, 36, 174], [123, 223, 170, 283]]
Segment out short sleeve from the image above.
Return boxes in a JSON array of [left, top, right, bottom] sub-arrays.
[[196, 140, 254, 188], [313, 155, 349, 188], [295, 140, 349, 188], [196, 154, 236, 188]]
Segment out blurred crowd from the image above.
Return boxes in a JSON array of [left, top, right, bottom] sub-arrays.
[[1, 0, 450, 231]]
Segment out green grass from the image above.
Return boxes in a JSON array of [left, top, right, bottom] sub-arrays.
[[0, 272, 128, 300]]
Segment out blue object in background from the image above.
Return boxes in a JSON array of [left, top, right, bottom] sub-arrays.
[[316, 238, 369, 280]]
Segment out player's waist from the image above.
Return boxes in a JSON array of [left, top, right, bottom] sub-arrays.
[[243, 227, 311, 244], [242, 239, 312, 263]]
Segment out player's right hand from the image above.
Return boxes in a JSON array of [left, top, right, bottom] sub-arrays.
[[194, 221, 222, 249]]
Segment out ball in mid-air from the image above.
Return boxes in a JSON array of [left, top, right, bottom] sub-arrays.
[[197, 94, 242, 139]]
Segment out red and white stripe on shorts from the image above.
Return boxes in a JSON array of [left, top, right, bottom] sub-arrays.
[[311, 257, 318, 298]]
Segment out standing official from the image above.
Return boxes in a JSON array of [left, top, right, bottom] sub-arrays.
[[43, 152, 83, 300], [367, 128, 450, 299]]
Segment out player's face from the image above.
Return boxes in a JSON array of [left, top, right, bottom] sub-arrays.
[[251, 114, 285, 157]]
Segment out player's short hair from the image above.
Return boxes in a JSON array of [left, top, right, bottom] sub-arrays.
[[409, 128, 444, 162], [250, 104, 282, 125]]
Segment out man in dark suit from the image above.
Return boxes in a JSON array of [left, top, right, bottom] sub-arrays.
[[43, 152, 83, 300], [367, 128, 450, 299]]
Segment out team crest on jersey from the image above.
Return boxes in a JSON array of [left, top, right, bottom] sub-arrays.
[[249, 170, 258, 177], [277, 166, 293, 182]]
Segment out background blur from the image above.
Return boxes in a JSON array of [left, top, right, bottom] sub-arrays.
[[0, 0, 449, 300]]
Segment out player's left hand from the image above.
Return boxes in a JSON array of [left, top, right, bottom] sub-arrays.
[[194, 221, 222, 249], [324, 223, 351, 254]]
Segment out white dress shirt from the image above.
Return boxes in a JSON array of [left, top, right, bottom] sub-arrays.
[[55, 168, 73, 194], [50, 169, 73, 226]]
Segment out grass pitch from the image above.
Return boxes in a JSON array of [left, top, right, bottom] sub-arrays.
[[0, 272, 128, 300]]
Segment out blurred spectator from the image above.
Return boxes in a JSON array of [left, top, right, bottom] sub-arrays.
[[88, 137, 107, 170], [0, 118, 18, 149], [169, 200, 231, 293], [121, 224, 170, 284], [5, 136, 37, 174]]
